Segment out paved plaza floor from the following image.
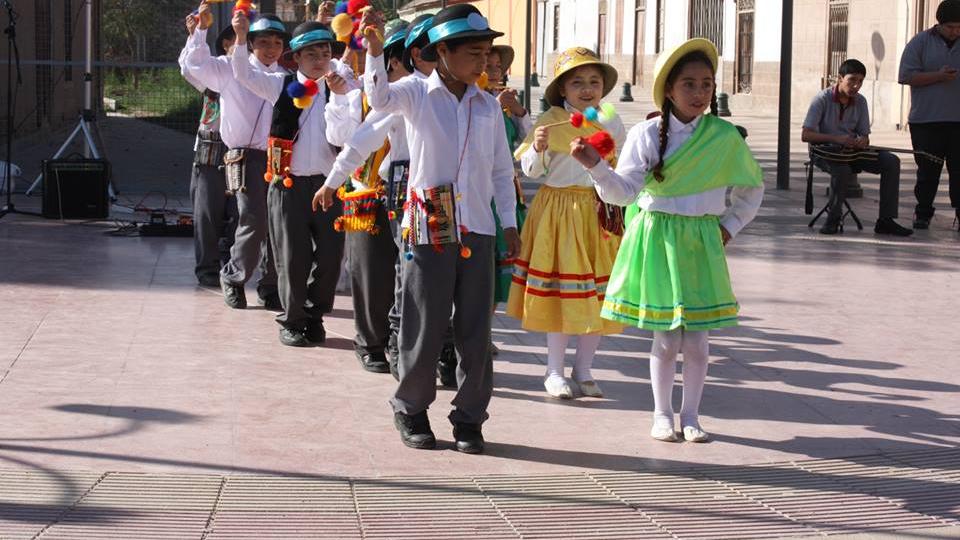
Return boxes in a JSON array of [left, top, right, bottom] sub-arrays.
[[0, 85, 958, 538]]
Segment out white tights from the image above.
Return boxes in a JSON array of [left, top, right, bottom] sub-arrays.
[[649, 329, 710, 429], [545, 332, 603, 382]]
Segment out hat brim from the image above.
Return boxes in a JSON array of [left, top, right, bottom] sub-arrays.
[[652, 38, 718, 110], [543, 61, 618, 107], [248, 29, 292, 47], [284, 39, 346, 59], [420, 29, 505, 61]]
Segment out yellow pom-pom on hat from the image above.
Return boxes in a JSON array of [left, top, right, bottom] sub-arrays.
[[652, 38, 718, 110]]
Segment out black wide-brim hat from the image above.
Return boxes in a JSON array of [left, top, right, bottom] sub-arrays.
[[247, 15, 292, 47], [420, 5, 503, 62], [401, 13, 434, 73], [215, 25, 237, 56], [284, 22, 345, 58]]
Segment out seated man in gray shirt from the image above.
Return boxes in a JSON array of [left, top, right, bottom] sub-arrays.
[[802, 59, 913, 236], [898, 0, 960, 230]]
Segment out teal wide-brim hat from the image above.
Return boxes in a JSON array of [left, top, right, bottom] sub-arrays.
[[286, 22, 344, 57], [401, 13, 434, 73], [419, 5, 503, 62], [247, 15, 292, 46]]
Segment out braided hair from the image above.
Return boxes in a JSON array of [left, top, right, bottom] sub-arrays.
[[651, 50, 718, 182]]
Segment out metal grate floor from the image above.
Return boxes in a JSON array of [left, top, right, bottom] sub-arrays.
[[1, 447, 958, 539]]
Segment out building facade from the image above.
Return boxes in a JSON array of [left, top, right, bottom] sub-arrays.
[[538, 0, 944, 130]]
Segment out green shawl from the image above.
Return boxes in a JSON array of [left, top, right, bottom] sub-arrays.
[[642, 114, 763, 198]]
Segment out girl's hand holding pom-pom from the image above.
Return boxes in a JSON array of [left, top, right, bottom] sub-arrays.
[[570, 137, 601, 168], [533, 126, 550, 153]]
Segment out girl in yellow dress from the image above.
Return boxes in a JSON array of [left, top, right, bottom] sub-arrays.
[[507, 47, 625, 399]]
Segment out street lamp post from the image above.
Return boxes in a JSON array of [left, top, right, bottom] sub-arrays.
[[776, 0, 794, 190]]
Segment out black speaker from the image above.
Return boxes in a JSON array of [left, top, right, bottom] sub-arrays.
[[41, 159, 110, 219]]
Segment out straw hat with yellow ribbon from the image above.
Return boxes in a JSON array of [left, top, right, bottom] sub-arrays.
[[543, 47, 617, 107], [652, 38, 718, 110]]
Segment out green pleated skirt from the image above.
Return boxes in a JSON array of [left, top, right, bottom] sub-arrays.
[[601, 209, 739, 330]]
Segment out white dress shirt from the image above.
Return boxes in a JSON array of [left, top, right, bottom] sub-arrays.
[[587, 113, 764, 237], [364, 53, 517, 233], [182, 28, 281, 150], [231, 46, 357, 177], [178, 40, 222, 136], [323, 71, 428, 190], [520, 101, 626, 187]]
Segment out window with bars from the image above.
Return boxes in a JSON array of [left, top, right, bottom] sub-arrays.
[[64, 0, 73, 82], [689, 0, 724, 52], [598, 1, 607, 60], [35, 0, 53, 127], [825, 0, 849, 86], [655, 0, 665, 53], [553, 3, 560, 51], [736, 0, 754, 94]]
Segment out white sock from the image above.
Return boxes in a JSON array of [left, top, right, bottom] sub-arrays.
[[545, 332, 569, 379], [572, 334, 602, 382], [679, 330, 710, 428], [650, 330, 683, 426]]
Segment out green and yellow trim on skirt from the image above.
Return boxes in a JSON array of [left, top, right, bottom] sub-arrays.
[[600, 209, 740, 331]]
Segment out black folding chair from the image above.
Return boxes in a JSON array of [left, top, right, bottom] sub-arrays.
[[804, 146, 863, 231]]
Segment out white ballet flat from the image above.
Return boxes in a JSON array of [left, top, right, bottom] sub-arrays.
[[573, 379, 604, 398], [650, 424, 679, 442], [682, 425, 710, 443], [544, 376, 574, 399]]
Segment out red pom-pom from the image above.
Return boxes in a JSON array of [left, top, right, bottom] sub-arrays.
[[347, 0, 369, 16], [302, 79, 319, 96], [460, 245, 472, 259], [570, 112, 584, 128], [282, 177, 294, 188], [264, 172, 273, 182], [586, 131, 616, 158]]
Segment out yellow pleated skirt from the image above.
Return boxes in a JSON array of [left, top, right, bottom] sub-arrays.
[[506, 185, 624, 335]]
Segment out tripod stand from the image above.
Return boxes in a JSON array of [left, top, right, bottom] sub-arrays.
[[0, 0, 38, 218], [25, 0, 115, 200]]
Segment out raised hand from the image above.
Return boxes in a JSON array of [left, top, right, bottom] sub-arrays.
[[533, 126, 550, 153], [570, 136, 601, 168]]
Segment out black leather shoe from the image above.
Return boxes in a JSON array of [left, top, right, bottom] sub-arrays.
[[436, 343, 457, 388], [357, 350, 390, 373], [279, 327, 311, 347], [220, 278, 247, 309], [198, 274, 221, 288], [306, 321, 326, 344], [913, 215, 931, 230], [452, 422, 484, 454], [394, 411, 436, 449], [819, 219, 841, 235], [258, 292, 283, 311], [874, 217, 913, 237], [387, 330, 400, 381]]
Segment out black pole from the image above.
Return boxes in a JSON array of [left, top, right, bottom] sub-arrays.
[[523, 0, 531, 111], [776, 0, 793, 190]]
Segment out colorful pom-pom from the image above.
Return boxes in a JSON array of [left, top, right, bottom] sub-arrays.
[[460, 245, 472, 259], [387, 210, 397, 220], [286, 80, 306, 98], [585, 130, 616, 158], [584, 106, 600, 122], [476, 72, 489, 89], [264, 171, 273, 182], [302, 79, 319, 96], [569, 112, 584, 128], [332, 13, 353, 38], [282, 177, 294, 188], [234, 0, 253, 16], [404, 251, 414, 261], [334, 1, 348, 15], [347, 0, 369, 16], [334, 219, 344, 232], [292, 96, 313, 109], [600, 103, 616, 122]]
